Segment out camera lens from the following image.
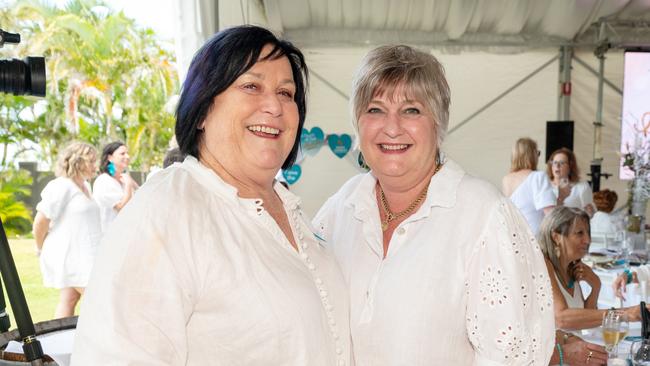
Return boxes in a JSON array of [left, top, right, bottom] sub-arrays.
[[0, 56, 46, 97]]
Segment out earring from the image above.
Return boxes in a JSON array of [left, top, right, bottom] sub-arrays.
[[554, 246, 561, 258], [107, 161, 116, 176]]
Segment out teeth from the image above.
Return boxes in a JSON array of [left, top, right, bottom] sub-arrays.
[[380, 144, 408, 151], [248, 125, 280, 135]]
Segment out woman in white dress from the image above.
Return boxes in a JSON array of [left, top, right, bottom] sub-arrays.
[[502, 137, 556, 234], [547, 148, 595, 216], [72, 26, 351, 365], [32, 142, 101, 318], [539, 206, 644, 330], [92, 141, 139, 233], [314, 45, 554, 365]]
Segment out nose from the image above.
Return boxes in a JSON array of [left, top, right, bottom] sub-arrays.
[[381, 111, 403, 138], [261, 92, 282, 117]]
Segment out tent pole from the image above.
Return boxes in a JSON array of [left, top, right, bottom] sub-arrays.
[[557, 46, 573, 121]]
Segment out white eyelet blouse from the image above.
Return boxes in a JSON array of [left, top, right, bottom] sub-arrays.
[[314, 158, 555, 366]]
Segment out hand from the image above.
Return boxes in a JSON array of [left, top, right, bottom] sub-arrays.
[[120, 173, 139, 192], [572, 261, 600, 288], [613, 272, 629, 301], [563, 338, 607, 366], [622, 304, 649, 322], [584, 203, 595, 217]]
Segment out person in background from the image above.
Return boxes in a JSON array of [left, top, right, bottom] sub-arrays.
[[314, 44, 554, 365], [71, 25, 351, 365], [539, 206, 644, 329], [162, 147, 186, 168], [92, 141, 139, 233], [547, 148, 595, 216], [590, 189, 619, 236], [502, 137, 555, 234], [32, 142, 101, 318]]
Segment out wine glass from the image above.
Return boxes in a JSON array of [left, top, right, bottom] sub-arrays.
[[602, 310, 629, 359]]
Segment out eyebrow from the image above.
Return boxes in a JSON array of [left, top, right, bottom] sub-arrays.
[[243, 71, 295, 86]]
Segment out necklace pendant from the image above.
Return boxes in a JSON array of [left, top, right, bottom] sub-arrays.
[[381, 222, 388, 231]]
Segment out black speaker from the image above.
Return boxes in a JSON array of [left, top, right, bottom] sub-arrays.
[[545, 121, 574, 162]]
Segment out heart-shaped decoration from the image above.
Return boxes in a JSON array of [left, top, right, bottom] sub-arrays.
[[300, 127, 325, 156], [327, 134, 352, 159], [282, 165, 302, 185]]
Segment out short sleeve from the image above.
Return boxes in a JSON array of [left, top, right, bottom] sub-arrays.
[[465, 197, 555, 365], [532, 172, 555, 210], [35, 178, 75, 221]]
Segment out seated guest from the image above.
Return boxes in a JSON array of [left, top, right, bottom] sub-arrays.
[[502, 137, 555, 234], [539, 206, 642, 329], [590, 189, 618, 236]]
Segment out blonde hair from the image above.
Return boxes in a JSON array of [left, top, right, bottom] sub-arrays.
[[55, 142, 97, 179], [350, 45, 451, 146], [510, 137, 538, 172]]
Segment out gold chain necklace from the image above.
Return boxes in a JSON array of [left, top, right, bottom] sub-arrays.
[[378, 163, 443, 231]]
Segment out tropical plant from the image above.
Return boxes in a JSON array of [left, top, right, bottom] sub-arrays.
[[0, 169, 33, 237], [2, 0, 179, 170]]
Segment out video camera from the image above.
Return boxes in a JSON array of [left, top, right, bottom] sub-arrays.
[[0, 29, 45, 97]]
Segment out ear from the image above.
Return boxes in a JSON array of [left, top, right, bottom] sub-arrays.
[[551, 232, 562, 246]]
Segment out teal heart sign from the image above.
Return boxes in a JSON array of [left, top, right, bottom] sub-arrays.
[[300, 127, 325, 156], [282, 165, 302, 185], [327, 134, 352, 159]]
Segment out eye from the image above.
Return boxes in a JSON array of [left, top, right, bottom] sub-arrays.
[[278, 89, 294, 99], [366, 107, 382, 114], [403, 107, 421, 114], [242, 83, 259, 91]]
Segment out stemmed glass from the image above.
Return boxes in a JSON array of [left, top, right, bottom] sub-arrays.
[[602, 310, 629, 359]]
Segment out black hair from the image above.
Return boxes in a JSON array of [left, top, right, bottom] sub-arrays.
[[162, 147, 186, 168], [175, 25, 308, 170], [99, 141, 125, 173]]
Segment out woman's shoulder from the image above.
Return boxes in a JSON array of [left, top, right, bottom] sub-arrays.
[[42, 176, 75, 194]]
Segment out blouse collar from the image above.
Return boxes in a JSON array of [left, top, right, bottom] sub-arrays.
[[344, 157, 465, 220], [181, 156, 302, 213]]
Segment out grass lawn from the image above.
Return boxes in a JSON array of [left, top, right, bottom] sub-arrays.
[[2, 238, 60, 325]]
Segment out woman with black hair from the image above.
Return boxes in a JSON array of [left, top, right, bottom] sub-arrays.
[[72, 25, 351, 366], [92, 141, 139, 232]]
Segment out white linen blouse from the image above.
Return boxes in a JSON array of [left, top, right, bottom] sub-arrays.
[[553, 181, 594, 212], [92, 172, 125, 233], [314, 159, 555, 366], [72, 156, 352, 366]]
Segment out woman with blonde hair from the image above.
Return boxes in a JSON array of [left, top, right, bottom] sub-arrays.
[[32, 141, 101, 318], [502, 137, 556, 234], [314, 45, 554, 365]]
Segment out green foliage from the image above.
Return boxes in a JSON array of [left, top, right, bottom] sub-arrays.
[[0, 169, 33, 237], [1, 0, 180, 170]]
